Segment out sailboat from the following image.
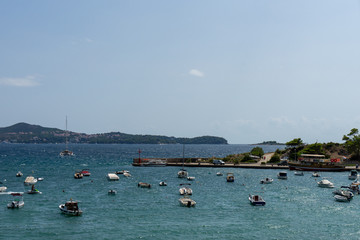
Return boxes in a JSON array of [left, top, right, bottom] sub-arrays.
[[60, 116, 74, 156], [177, 144, 188, 178]]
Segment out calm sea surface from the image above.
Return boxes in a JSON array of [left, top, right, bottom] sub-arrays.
[[0, 144, 358, 240]]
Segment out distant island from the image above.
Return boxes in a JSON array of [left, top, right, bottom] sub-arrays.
[[0, 122, 228, 144], [254, 141, 285, 145]]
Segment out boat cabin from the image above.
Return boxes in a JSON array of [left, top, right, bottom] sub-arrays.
[[298, 154, 327, 163], [65, 201, 79, 211]]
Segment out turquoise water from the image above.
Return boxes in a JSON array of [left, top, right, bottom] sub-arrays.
[[0, 144, 358, 240]]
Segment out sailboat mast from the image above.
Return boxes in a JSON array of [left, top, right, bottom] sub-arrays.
[[65, 116, 68, 150], [182, 144, 185, 168]]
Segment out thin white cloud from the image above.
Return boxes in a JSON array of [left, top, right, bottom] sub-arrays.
[[189, 69, 204, 78], [0, 76, 40, 87]]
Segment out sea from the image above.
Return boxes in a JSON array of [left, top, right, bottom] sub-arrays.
[[0, 144, 358, 240]]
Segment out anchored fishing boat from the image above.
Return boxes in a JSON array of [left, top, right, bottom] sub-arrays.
[[59, 199, 82, 216]]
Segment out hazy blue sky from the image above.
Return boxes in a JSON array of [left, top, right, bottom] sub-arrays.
[[1, 1, 360, 144]]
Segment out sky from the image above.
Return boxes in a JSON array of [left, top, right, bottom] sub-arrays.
[[1, 0, 360, 144]]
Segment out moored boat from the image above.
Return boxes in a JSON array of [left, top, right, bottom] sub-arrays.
[[59, 199, 82, 216], [159, 181, 167, 186], [179, 183, 192, 195], [249, 194, 266, 206], [317, 178, 334, 188], [334, 195, 350, 202], [24, 176, 37, 185], [179, 196, 196, 207], [216, 172, 223, 176], [294, 171, 304, 176], [81, 169, 91, 176], [16, 171, 23, 177], [277, 171, 288, 180], [260, 178, 273, 184], [348, 170, 358, 180], [107, 173, 119, 181], [138, 182, 151, 188], [108, 189, 117, 195], [178, 169, 188, 178], [288, 154, 345, 172], [187, 176, 195, 181], [312, 172, 320, 177], [7, 193, 24, 209], [226, 173, 234, 182], [74, 172, 83, 179]]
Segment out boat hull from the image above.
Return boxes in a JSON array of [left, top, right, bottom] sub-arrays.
[[59, 204, 82, 216], [288, 163, 346, 172]]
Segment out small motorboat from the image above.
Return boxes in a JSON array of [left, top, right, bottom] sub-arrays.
[[16, 171, 23, 177], [0, 186, 7, 192], [334, 195, 350, 202], [107, 173, 119, 181], [249, 194, 266, 206], [81, 169, 91, 177], [348, 170, 358, 180], [74, 172, 83, 179], [7, 193, 24, 209], [24, 176, 37, 185], [187, 176, 195, 181], [27, 185, 42, 194], [123, 172, 131, 177], [116, 170, 129, 175], [226, 173, 234, 182], [138, 182, 151, 188], [37, 177, 44, 181], [260, 178, 273, 184], [277, 171, 288, 180], [318, 178, 334, 188], [179, 196, 196, 207], [333, 189, 354, 199], [159, 181, 167, 186], [179, 183, 192, 195], [178, 169, 188, 178], [216, 172, 223, 176], [108, 189, 117, 195], [294, 171, 304, 176], [59, 199, 82, 216], [312, 172, 320, 177]]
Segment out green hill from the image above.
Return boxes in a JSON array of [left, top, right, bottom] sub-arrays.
[[0, 123, 228, 144]]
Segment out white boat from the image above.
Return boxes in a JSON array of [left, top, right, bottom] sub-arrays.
[[318, 178, 334, 188], [138, 182, 151, 188], [226, 173, 234, 182], [179, 196, 196, 207], [249, 194, 266, 206], [216, 172, 223, 176], [334, 195, 350, 202], [24, 176, 37, 185], [59, 199, 82, 216], [59, 116, 75, 157], [294, 171, 304, 176], [348, 170, 358, 180], [7, 193, 24, 208], [178, 169, 188, 178], [37, 177, 44, 181], [179, 183, 192, 195], [159, 181, 167, 186], [312, 172, 320, 177], [260, 178, 273, 184], [277, 171, 288, 180], [0, 186, 7, 192], [187, 176, 195, 181], [16, 171, 23, 177], [333, 189, 354, 199], [123, 172, 131, 177], [107, 173, 119, 181], [108, 189, 117, 195]]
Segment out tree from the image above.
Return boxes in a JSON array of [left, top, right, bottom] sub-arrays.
[[343, 128, 360, 160], [301, 143, 325, 155], [286, 138, 303, 147], [250, 147, 264, 157]]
